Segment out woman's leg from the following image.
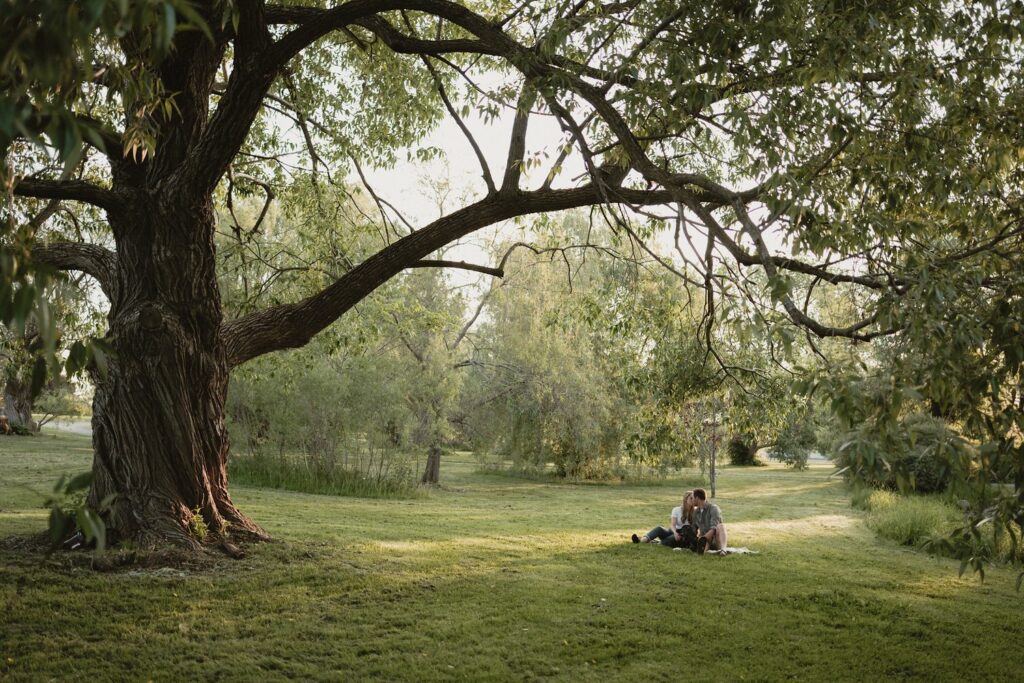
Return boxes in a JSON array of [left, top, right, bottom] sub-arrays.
[[644, 526, 671, 543], [660, 532, 681, 548]]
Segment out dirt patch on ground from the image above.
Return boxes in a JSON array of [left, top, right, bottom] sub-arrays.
[[0, 532, 260, 573]]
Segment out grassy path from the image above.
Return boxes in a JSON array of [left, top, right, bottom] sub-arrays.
[[1, 433, 1021, 681]]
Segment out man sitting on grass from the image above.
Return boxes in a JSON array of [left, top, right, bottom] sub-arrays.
[[693, 488, 727, 554]]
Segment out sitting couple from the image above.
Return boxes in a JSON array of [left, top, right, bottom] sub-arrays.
[[631, 488, 727, 554]]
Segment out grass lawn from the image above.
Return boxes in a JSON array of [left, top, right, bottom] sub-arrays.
[[1, 432, 1022, 682]]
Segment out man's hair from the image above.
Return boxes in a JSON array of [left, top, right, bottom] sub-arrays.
[[693, 488, 707, 501]]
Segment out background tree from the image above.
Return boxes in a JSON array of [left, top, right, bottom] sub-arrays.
[[387, 267, 470, 485], [461, 236, 627, 478], [1, 273, 102, 431]]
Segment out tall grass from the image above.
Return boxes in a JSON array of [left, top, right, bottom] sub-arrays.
[[860, 489, 1023, 564], [863, 489, 959, 547], [475, 456, 706, 487], [230, 450, 422, 498]]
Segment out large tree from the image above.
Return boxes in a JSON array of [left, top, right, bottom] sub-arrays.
[[4, 0, 1022, 550]]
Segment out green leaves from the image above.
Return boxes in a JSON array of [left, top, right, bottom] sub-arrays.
[[64, 340, 88, 375], [0, 0, 204, 165], [62, 337, 112, 379], [2, 0, 212, 388], [43, 471, 112, 554]]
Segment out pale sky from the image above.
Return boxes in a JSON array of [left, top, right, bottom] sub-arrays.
[[363, 107, 584, 221]]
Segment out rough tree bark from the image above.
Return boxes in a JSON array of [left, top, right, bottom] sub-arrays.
[[421, 445, 441, 485], [66, 24, 272, 549], [3, 379, 36, 431], [84, 186, 267, 548]]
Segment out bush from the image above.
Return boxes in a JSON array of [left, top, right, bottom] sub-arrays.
[[727, 435, 762, 466], [833, 413, 968, 493], [9, 422, 34, 436]]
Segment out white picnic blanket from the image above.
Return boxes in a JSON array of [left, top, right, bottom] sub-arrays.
[[715, 547, 758, 555]]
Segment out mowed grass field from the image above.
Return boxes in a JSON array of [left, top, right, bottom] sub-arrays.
[[1, 432, 1022, 682]]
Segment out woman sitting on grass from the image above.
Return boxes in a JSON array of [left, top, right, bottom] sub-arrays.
[[631, 491, 697, 549]]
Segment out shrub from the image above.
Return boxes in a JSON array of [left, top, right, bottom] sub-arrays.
[[9, 422, 34, 436], [727, 435, 762, 466], [833, 413, 969, 493], [860, 490, 1024, 565]]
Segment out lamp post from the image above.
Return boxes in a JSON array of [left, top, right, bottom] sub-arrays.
[[710, 404, 717, 499]]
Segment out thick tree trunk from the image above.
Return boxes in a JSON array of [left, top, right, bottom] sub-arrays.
[[86, 191, 265, 549], [3, 379, 37, 431], [421, 445, 441, 485]]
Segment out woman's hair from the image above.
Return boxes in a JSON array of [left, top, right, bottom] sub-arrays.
[[682, 490, 696, 523]]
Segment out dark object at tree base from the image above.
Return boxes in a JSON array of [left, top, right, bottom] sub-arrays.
[[631, 533, 640, 544], [61, 530, 94, 551]]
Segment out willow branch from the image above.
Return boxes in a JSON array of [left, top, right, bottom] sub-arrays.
[[409, 260, 504, 277], [222, 183, 678, 367], [13, 178, 123, 212], [32, 241, 118, 299], [420, 56, 497, 194]]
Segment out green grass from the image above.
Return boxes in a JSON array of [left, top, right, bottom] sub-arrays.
[[2, 432, 1023, 682]]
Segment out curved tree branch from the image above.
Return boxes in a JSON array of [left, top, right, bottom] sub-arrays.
[[32, 241, 118, 299], [410, 260, 504, 277], [13, 178, 123, 212], [211, 0, 909, 356], [731, 201, 892, 341], [222, 183, 679, 367], [186, 0, 502, 197], [679, 195, 888, 291], [267, 0, 501, 68]]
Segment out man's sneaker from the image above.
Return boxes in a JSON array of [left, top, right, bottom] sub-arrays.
[[631, 533, 640, 544]]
